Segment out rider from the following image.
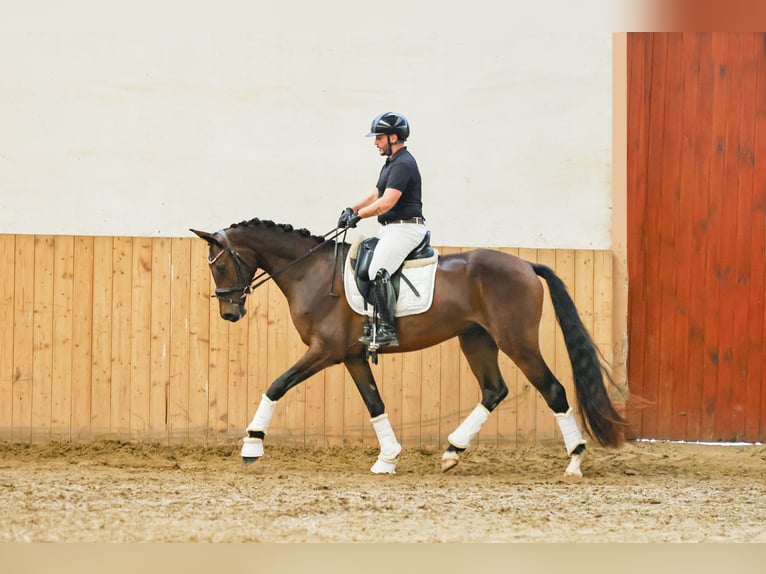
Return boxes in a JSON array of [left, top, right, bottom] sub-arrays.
[[337, 112, 427, 347]]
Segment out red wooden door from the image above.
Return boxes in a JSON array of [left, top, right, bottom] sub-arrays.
[[627, 33, 766, 442]]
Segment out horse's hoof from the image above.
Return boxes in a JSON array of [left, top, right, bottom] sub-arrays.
[[370, 458, 397, 475], [242, 457, 260, 465], [441, 451, 460, 473], [564, 454, 583, 477]]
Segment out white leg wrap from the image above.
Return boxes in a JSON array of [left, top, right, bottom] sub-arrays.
[[448, 404, 490, 449], [370, 414, 402, 474], [246, 394, 278, 434], [555, 408, 587, 455]]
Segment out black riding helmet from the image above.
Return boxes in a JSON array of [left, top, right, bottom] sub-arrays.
[[366, 112, 410, 142]]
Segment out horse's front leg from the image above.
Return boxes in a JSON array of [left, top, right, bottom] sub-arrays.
[[241, 347, 334, 463], [345, 357, 402, 475]]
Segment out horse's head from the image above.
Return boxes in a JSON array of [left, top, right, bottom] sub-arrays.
[[191, 228, 256, 322]]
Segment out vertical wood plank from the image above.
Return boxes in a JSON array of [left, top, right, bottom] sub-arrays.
[[130, 237, 153, 440], [188, 238, 211, 443], [169, 237, 191, 443], [31, 236, 55, 442], [91, 237, 113, 437], [149, 238, 171, 442], [110, 237, 133, 439], [400, 346, 422, 448], [71, 237, 93, 441], [0, 236, 15, 439], [12, 235, 35, 442], [207, 272, 229, 441], [381, 351, 403, 444], [51, 236, 74, 440]]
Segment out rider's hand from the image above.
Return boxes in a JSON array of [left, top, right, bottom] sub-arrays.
[[337, 207, 354, 228], [347, 213, 361, 228]]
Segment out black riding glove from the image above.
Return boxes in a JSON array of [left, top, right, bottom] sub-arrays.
[[337, 208, 361, 229]]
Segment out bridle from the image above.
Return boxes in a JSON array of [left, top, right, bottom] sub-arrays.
[[208, 226, 349, 304], [208, 229, 256, 304]]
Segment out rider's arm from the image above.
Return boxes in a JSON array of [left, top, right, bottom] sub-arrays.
[[357, 188, 402, 219]]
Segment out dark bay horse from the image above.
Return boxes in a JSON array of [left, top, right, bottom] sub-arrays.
[[191, 218, 627, 476]]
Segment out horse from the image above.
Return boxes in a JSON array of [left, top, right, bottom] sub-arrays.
[[191, 218, 627, 476]]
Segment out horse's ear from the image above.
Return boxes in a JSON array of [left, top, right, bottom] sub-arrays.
[[190, 228, 222, 247]]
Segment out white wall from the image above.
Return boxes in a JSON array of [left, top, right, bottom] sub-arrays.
[[1, 1, 624, 248]]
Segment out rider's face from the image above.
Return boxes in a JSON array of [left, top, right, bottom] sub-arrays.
[[374, 133, 395, 155]]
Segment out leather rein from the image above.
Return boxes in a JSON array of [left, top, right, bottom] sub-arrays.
[[210, 226, 348, 304]]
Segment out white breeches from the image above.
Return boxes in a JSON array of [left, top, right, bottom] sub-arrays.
[[369, 223, 427, 278]]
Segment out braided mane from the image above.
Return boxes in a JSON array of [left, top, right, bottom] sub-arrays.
[[229, 218, 325, 244]]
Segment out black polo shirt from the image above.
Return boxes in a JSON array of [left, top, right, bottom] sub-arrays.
[[375, 147, 424, 224]]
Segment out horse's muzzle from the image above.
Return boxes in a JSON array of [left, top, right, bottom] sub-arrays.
[[221, 305, 246, 322]]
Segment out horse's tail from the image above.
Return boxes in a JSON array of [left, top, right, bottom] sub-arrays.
[[532, 263, 627, 448]]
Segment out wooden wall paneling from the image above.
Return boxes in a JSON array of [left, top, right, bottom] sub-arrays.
[[400, 341, 422, 448], [625, 33, 650, 439], [381, 350, 403, 446], [698, 33, 729, 441], [90, 237, 113, 437], [683, 32, 715, 442], [149, 238, 171, 442], [130, 237, 153, 440], [188, 238, 211, 443], [304, 361, 326, 446], [227, 310, 249, 438], [12, 235, 35, 441], [655, 34, 685, 440], [420, 336, 442, 447], [31, 236, 55, 442], [110, 237, 133, 439], [0, 236, 15, 439], [748, 34, 766, 442], [712, 33, 741, 441], [284, 318, 306, 443], [207, 263, 229, 440], [71, 237, 94, 441], [640, 33, 669, 439], [51, 236, 74, 440], [723, 33, 754, 441], [670, 33, 700, 441], [169, 238, 191, 443]]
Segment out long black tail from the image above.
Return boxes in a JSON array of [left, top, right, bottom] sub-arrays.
[[532, 263, 627, 448]]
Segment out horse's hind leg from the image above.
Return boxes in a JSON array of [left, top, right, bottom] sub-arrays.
[[503, 341, 587, 476], [441, 325, 509, 472]]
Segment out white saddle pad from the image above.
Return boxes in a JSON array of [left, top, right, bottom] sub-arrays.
[[343, 238, 439, 318]]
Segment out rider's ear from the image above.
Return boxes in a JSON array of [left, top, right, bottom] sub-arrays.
[[190, 229, 223, 248]]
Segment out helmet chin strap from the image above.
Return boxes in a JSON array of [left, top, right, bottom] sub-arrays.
[[385, 134, 393, 156]]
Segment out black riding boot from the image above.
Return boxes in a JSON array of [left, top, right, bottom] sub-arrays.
[[360, 269, 399, 347]]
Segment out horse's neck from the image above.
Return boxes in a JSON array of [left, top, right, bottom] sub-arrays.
[[246, 228, 322, 291]]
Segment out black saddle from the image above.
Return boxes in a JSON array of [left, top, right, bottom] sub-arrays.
[[352, 231, 434, 305]]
